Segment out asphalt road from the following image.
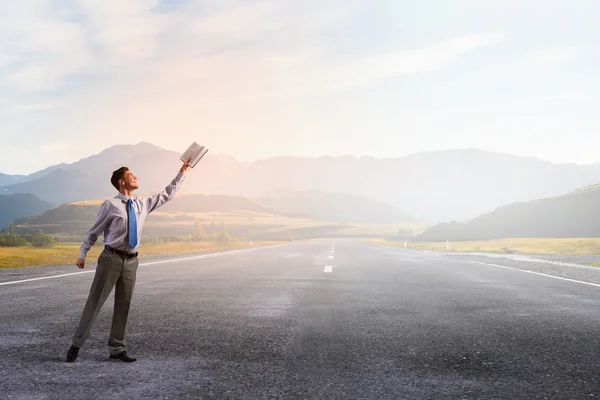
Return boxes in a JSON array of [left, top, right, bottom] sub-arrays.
[[2, 239, 600, 399]]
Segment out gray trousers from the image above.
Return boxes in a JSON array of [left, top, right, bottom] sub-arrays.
[[72, 248, 139, 355]]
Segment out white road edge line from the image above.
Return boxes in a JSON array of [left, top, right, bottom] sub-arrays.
[[0, 270, 96, 286], [0, 244, 287, 287], [324, 265, 333, 273], [471, 261, 600, 289]]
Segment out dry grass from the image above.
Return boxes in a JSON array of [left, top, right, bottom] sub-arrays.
[[368, 237, 600, 256], [71, 199, 104, 206], [0, 243, 102, 269], [335, 222, 428, 236], [147, 210, 342, 230], [0, 240, 283, 269]]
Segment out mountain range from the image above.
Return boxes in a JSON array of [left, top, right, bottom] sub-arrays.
[[2, 141, 600, 229], [0, 193, 53, 228]]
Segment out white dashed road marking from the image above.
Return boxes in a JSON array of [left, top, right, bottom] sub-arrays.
[[324, 265, 333, 273]]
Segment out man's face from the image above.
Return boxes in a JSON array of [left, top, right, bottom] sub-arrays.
[[120, 170, 139, 191]]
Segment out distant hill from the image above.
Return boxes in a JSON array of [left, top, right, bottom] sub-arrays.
[[21, 193, 284, 231], [0, 168, 98, 205], [0, 193, 53, 228], [417, 184, 600, 241], [15, 193, 360, 240], [4, 142, 600, 223], [158, 193, 280, 214], [7, 141, 165, 186], [0, 142, 177, 206], [14, 163, 75, 184], [255, 189, 414, 223], [68, 141, 165, 173], [0, 173, 22, 187]]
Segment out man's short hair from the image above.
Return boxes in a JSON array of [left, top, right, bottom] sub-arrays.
[[111, 167, 129, 191]]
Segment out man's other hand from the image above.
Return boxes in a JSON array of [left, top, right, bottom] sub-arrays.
[[180, 158, 192, 174], [76, 258, 85, 269]]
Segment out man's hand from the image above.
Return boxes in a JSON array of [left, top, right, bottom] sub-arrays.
[[180, 158, 192, 174], [76, 258, 85, 269]]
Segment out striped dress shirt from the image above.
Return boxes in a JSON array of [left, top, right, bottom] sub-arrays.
[[78, 172, 186, 259]]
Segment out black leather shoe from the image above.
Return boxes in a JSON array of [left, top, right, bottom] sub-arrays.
[[109, 351, 137, 362], [66, 345, 79, 362]]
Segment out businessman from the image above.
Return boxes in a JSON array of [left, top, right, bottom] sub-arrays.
[[66, 159, 192, 363]]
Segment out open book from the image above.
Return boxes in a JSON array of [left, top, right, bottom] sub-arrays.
[[180, 142, 209, 168]]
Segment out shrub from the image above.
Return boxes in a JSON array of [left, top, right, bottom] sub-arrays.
[[31, 233, 57, 248], [0, 233, 28, 247]]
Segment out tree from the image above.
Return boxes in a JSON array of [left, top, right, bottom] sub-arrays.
[[218, 222, 230, 242], [206, 222, 218, 235], [2, 233, 27, 247], [194, 218, 208, 241]]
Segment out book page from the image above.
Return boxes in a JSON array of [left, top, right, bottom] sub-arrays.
[[181, 142, 209, 168]]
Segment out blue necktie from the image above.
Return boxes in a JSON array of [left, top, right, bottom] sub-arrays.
[[127, 199, 138, 249]]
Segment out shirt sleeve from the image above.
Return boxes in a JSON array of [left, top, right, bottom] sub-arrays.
[[144, 172, 186, 214], [79, 200, 112, 259]]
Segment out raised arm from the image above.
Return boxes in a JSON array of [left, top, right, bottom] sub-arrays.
[[145, 160, 192, 214], [77, 200, 112, 267]]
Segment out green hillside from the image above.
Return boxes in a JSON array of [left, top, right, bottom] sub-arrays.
[[417, 184, 600, 241]]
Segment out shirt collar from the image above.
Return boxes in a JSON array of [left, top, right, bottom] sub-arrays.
[[117, 193, 131, 203]]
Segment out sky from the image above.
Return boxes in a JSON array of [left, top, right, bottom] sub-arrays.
[[1, 0, 600, 175]]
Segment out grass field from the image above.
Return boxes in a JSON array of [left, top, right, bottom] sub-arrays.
[[0, 240, 283, 269], [368, 237, 600, 256]]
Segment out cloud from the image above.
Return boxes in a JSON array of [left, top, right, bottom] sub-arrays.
[[0, 53, 18, 67], [443, 45, 582, 92], [77, 0, 171, 67], [1, 0, 502, 100], [7, 101, 69, 112], [546, 94, 593, 101], [0, 1, 90, 91], [187, 0, 285, 37], [288, 32, 507, 94], [0, 0, 173, 91], [0, 2, 508, 166], [0, 0, 359, 94]]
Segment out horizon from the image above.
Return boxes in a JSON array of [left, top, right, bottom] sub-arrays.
[[2, 1, 600, 174], [1, 141, 599, 176]]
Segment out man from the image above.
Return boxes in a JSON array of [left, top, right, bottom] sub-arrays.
[[66, 159, 192, 363]]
